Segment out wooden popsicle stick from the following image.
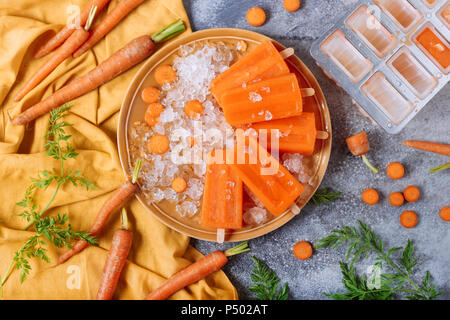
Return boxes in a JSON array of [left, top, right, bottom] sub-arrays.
[[301, 88, 315, 97], [280, 47, 294, 59], [217, 228, 225, 243], [290, 203, 301, 215], [317, 131, 329, 140]]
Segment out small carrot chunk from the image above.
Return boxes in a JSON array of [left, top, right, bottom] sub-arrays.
[[147, 103, 165, 118], [386, 162, 405, 180], [188, 136, 196, 147], [362, 188, 379, 205], [246, 7, 266, 27], [346, 131, 370, 156], [149, 135, 170, 154], [184, 100, 204, 119], [389, 192, 404, 207], [293, 241, 313, 260], [155, 65, 176, 85], [141, 86, 161, 104], [400, 210, 418, 228], [284, 0, 301, 12], [403, 186, 420, 202], [440, 206, 450, 222], [171, 177, 187, 193]]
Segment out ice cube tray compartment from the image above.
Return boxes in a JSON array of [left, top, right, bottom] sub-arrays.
[[320, 30, 373, 83], [422, 0, 439, 9], [438, 2, 450, 28], [414, 23, 450, 73], [374, 0, 422, 32], [346, 5, 398, 58], [387, 47, 438, 98], [361, 72, 413, 125]]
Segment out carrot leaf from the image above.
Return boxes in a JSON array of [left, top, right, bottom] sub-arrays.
[[316, 221, 443, 300], [309, 188, 341, 206], [151, 19, 186, 44], [0, 104, 97, 296], [248, 256, 289, 300]]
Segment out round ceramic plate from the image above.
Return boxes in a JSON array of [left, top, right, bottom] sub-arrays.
[[117, 28, 332, 242]]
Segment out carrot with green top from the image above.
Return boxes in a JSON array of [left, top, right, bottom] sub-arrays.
[[57, 159, 143, 265], [96, 208, 133, 300], [73, 0, 145, 58], [34, 0, 112, 59], [346, 131, 379, 174], [145, 242, 250, 300], [14, 6, 99, 102], [12, 19, 185, 126], [403, 140, 450, 156]]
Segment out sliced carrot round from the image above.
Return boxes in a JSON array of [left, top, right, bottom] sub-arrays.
[[400, 210, 418, 228], [386, 162, 405, 180], [149, 135, 170, 154], [147, 103, 165, 118], [145, 115, 159, 126], [154, 65, 176, 85], [184, 100, 204, 119], [439, 206, 450, 222], [284, 0, 301, 12], [362, 188, 379, 205], [171, 177, 187, 193], [246, 7, 266, 27], [141, 86, 161, 104], [403, 185, 420, 202], [389, 192, 404, 207], [293, 241, 313, 260]]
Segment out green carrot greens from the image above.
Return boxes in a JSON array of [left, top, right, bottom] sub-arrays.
[[248, 256, 289, 300], [0, 104, 97, 296]]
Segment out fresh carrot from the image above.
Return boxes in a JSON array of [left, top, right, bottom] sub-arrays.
[[73, 0, 145, 58], [171, 177, 187, 193], [400, 210, 418, 228], [34, 0, 112, 59], [154, 65, 177, 86], [346, 131, 378, 174], [440, 206, 450, 222], [362, 188, 379, 205], [141, 86, 161, 104], [148, 134, 170, 154], [293, 241, 313, 260], [145, 242, 250, 300], [284, 0, 301, 12], [58, 159, 142, 265], [246, 7, 266, 27], [403, 185, 420, 202], [14, 7, 99, 102], [146, 103, 164, 118], [96, 208, 133, 300], [389, 192, 404, 207], [184, 100, 204, 119], [144, 114, 158, 127], [403, 140, 450, 156], [13, 20, 185, 126], [386, 162, 405, 180]]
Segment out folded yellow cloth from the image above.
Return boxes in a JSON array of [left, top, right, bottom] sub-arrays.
[[0, 0, 237, 300]]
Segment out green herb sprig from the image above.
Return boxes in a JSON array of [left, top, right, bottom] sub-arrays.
[[0, 104, 97, 295], [316, 220, 442, 300], [310, 188, 341, 206], [248, 256, 289, 300]]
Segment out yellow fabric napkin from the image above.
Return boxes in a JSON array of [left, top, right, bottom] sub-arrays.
[[0, 0, 238, 300]]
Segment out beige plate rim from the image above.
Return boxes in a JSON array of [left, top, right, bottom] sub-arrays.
[[117, 28, 332, 242]]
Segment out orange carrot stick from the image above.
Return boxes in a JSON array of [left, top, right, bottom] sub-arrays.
[[14, 7, 98, 102], [144, 242, 250, 300], [402, 140, 450, 156], [13, 20, 185, 126], [57, 159, 142, 265], [73, 0, 145, 58], [96, 208, 133, 300], [34, 0, 112, 59]]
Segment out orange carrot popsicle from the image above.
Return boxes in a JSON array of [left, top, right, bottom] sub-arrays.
[[210, 40, 290, 104], [201, 151, 243, 230], [415, 26, 450, 71], [230, 135, 304, 216], [221, 73, 303, 126], [249, 112, 317, 155]]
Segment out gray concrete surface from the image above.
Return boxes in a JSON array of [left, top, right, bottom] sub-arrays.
[[184, 0, 450, 300]]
